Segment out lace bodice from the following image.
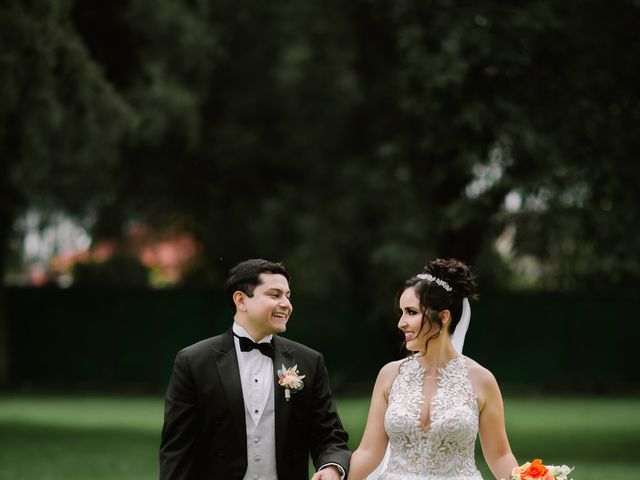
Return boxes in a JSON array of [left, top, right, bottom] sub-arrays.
[[380, 355, 482, 480]]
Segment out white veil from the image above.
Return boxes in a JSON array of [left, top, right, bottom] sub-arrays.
[[451, 297, 471, 355], [365, 298, 471, 479]]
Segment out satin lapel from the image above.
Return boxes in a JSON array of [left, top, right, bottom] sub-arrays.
[[213, 330, 246, 445], [272, 337, 294, 464]]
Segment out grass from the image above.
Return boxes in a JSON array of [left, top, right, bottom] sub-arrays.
[[1, 394, 639, 479], [0, 395, 162, 480]]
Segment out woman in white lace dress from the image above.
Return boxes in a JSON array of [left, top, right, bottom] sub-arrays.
[[349, 258, 518, 480]]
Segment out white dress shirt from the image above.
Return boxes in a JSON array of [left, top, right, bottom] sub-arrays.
[[232, 323, 274, 425], [232, 323, 345, 479]]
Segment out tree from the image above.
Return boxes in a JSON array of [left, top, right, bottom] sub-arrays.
[[3, 0, 640, 385], [0, 0, 136, 383]]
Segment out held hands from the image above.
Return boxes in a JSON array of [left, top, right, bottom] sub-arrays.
[[311, 465, 342, 480]]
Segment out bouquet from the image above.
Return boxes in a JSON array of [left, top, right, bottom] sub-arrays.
[[510, 459, 574, 480]]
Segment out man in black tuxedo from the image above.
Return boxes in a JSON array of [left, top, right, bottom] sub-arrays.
[[160, 259, 350, 480]]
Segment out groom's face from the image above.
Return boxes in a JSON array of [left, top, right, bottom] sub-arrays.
[[244, 273, 292, 339]]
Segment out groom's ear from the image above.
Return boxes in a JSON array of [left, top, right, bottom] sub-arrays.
[[233, 291, 248, 311]]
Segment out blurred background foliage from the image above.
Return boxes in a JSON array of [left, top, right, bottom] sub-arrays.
[[1, 0, 639, 388]]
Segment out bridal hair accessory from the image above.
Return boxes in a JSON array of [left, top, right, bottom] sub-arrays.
[[277, 364, 305, 401], [416, 273, 452, 292]]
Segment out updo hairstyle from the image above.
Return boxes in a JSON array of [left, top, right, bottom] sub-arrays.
[[396, 258, 478, 352]]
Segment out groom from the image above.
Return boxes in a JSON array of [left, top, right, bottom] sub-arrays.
[[160, 258, 350, 480]]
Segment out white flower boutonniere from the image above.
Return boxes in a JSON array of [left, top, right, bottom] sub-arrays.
[[277, 364, 305, 401]]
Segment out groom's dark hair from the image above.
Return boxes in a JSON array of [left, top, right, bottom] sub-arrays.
[[225, 258, 291, 309]]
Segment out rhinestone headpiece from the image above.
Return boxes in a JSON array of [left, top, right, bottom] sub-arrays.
[[416, 273, 452, 292]]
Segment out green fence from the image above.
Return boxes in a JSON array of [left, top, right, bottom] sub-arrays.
[[5, 287, 640, 393]]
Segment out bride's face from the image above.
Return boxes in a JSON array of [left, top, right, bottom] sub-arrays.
[[397, 287, 432, 351]]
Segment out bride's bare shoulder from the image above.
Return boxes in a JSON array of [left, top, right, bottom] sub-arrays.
[[466, 357, 501, 411], [380, 359, 404, 375], [374, 359, 405, 401], [465, 357, 497, 387], [376, 359, 404, 386]]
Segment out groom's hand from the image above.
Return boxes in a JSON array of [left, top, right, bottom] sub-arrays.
[[311, 465, 341, 480]]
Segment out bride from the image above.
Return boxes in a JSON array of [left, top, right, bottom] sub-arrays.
[[349, 258, 518, 480]]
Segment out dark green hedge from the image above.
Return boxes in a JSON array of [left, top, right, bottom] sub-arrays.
[[6, 287, 639, 393]]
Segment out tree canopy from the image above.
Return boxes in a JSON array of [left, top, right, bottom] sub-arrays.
[[3, 0, 640, 298]]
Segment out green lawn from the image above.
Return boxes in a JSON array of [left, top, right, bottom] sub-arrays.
[[0, 394, 638, 479]]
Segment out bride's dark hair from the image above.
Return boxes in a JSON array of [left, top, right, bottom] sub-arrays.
[[396, 258, 478, 355]]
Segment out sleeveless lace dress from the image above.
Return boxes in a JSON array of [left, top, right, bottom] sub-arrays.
[[379, 355, 483, 480]]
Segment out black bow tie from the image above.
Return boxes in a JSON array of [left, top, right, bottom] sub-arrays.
[[234, 334, 275, 358]]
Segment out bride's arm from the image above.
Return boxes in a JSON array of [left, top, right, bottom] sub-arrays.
[[477, 368, 518, 480], [348, 361, 399, 480]]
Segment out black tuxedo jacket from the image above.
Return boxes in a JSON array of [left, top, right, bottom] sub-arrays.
[[159, 330, 351, 480]]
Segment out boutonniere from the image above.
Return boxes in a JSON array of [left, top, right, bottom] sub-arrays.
[[277, 364, 305, 401]]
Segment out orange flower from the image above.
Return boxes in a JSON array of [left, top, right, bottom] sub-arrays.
[[521, 459, 548, 478]]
